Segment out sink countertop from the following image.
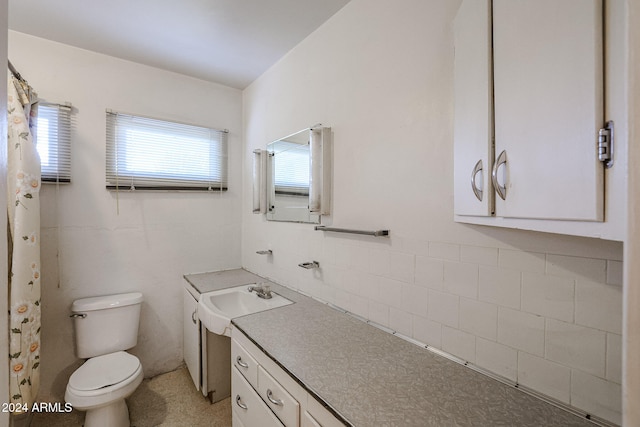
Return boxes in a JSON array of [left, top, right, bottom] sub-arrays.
[[184, 269, 267, 295], [185, 269, 595, 427]]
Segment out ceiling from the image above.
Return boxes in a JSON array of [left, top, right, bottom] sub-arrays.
[[8, 0, 350, 89]]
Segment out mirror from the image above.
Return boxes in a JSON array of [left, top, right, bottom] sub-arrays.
[[265, 127, 331, 223]]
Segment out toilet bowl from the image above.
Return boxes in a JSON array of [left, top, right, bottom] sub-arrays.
[[65, 352, 144, 426], [65, 292, 144, 427]]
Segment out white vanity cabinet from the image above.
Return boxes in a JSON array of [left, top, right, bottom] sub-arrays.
[[232, 329, 346, 427], [183, 283, 232, 403], [183, 287, 201, 390], [453, 0, 620, 238]]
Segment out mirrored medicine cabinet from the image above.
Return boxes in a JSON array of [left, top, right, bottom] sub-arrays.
[[253, 126, 331, 224]]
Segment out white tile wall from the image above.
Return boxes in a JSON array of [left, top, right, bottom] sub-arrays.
[[571, 370, 622, 425], [475, 338, 517, 382], [575, 279, 623, 334], [498, 249, 546, 273], [443, 261, 478, 299], [606, 260, 623, 285], [442, 326, 476, 363], [606, 333, 622, 384], [414, 256, 444, 289], [521, 272, 574, 322], [428, 242, 460, 261], [413, 316, 442, 348], [460, 245, 498, 266], [546, 254, 607, 282], [497, 307, 545, 356], [459, 298, 497, 341], [518, 352, 571, 403], [389, 251, 415, 283], [478, 266, 521, 309], [427, 289, 459, 328], [246, 238, 624, 424], [389, 307, 413, 337], [545, 319, 606, 377], [368, 299, 390, 327], [401, 283, 428, 317], [369, 247, 391, 277]]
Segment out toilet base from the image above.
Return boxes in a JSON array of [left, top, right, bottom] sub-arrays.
[[83, 399, 129, 427]]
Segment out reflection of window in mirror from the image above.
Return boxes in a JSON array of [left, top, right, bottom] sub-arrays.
[[272, 140, 309, 196]]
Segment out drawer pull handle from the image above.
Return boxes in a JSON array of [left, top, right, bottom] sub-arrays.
[[235, 395, 248, 410], [267, 389, 283, 406], [236, 356, 249, 369]]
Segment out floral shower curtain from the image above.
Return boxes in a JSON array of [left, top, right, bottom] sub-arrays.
[[7, 71, 41, 411]]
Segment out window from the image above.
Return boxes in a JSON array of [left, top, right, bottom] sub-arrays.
[[106, 111, 228, 191], [37, 103, 72, 183]]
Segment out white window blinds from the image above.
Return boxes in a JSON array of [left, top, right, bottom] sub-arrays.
[[37, 103, 72, 183], [106, 111, 228, 191]]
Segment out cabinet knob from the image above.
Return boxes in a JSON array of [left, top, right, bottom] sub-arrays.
[[492, 150, 508, 200], [471, 159, 483, 201]]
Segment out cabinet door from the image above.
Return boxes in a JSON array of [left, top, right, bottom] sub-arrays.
[[493, 0, 604, 220], [183, 287, 200, 390], [453, 0, 493, 217]]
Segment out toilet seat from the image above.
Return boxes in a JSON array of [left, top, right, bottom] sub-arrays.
[[69, 351, 140, 392], [65, 351, 143, 410]]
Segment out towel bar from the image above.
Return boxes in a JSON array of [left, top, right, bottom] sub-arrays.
[[314, 226, 389, 237]]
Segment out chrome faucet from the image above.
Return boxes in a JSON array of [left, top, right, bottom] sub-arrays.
[[247, 284, 272, 299]]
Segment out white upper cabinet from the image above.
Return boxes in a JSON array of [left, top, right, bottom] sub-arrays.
[[493, 0, 603, 221], [453, 0, 616, 237], [453, 0, 493, 217]]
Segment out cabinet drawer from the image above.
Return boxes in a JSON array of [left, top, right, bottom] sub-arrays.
[[232, 367, 284, 427], [305, 395, 346, 427], [258, 365, 300, 427], [302, 411, 321, 427], [232, 339, 259, 388]]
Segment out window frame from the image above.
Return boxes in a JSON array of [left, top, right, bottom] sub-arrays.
[[37, 102, 72, 183], [105, 110, 229, 192]]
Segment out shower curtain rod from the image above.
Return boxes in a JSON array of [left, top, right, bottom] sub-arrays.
[[8, 60, 24, 81]]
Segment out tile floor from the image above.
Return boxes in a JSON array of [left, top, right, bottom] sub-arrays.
[[30, 366, 232, 427]]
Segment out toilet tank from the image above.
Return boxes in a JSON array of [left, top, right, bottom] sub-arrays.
[[71, 292, 143, 358]]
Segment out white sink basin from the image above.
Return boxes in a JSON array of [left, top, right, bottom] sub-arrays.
[[198, 285, 293, 336]]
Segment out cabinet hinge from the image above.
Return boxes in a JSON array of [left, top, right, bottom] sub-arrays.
[[598, 121, 614, 168]]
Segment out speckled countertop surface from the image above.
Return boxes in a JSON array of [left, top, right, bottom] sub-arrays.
[[185, 269, 595, 427]]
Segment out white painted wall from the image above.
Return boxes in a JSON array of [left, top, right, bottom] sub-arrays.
[[242, 0, 625, 424], [0, 1, 9, 426], [8, 31, 243, 402]]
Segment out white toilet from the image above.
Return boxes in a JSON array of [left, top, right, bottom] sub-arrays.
[[65, 292, 144, 427]]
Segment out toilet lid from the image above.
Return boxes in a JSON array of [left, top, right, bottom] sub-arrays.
[[69, 351, 140, 391]]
